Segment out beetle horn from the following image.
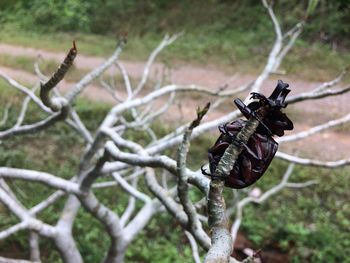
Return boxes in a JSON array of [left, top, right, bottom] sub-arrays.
[[268, 80, 291, 108]]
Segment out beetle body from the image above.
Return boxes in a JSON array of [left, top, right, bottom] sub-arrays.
[[205, 80, 293, 189]]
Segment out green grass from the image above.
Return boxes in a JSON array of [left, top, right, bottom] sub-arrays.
[[0, 75, 350, 262], [240, 163, 350, 262], [1, 25, 350, 82]]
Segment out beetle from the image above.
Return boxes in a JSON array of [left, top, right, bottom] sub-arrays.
[[202, 80, 293, 189]]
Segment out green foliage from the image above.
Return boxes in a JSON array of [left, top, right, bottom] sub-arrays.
[[239, 163, 350, 262], [0, 0, 349, 82], [3, 0, 90, 32], [306, 0, 320, 17], [2, 0, 350, 49], [125, 213, 198, 263]]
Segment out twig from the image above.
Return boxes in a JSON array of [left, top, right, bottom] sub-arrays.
[[0, 70, 49, 112], [65, 38, 126, 103], [14, 86, 38, 128], [133, 33, 182, 96], [0, 104, 10, 127], [40, 41, 77, 112], [29, 231, 40, 262], [177, 103, 211, 247], [276, 151, 350, 168], [185, 231, 202, 263], [0, 257, 40, 263], [287, 84, 350, 104], [112, 172, 151, 203], [0, 167, 81, 194], [277, 112, 350, 143], [0, 111, 68, 140]]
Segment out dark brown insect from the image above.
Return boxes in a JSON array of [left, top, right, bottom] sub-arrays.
[[203, 80, 293, 188]]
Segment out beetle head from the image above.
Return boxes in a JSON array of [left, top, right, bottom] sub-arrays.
[[249, 80, 290, 109], [236, 80, 294, 136]]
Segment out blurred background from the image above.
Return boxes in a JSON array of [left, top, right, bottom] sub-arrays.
[[0, 0, 349, 262]]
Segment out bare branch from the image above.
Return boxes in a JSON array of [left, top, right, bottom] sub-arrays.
[[14, 86, 38, 128], [0, 70, 49, 112], [69, 109, 93, 143], [262, 0, 282, 40], [0, 167, 81, 194], [0, 187, 56, 238], [34, 55, 48, 82], [78, 191, 124, 263], [185, 231, 202, 263], [0, 221, 28, 240], [313, 66, 349, 92], [274, 22, 303, 70], [0, 257, 40, 263], [0, 104, 10, 127], [0, 190, 65, 240], [278, 112, 350, 143], [249, 0, 283, 94], [65, 38, 127, 103], [276, 151, 350, 168], [29, 232, 41, 262], [100, 77, 124, 102], [0, 111, 67, 140], [30, 190, 65, 215], [287, 84, 350, 104], [177, 103, 211, 247], [112, 172, 151, 203], [103, 139, 209, 194], [134, 33, 182, 96], [115, 61, 133, 99], [120, 195, 136, 228]]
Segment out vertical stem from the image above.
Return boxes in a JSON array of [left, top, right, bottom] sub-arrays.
[[29, 231, 40, 262], [205, 108, 267, 263], [54, 232, 83, 263]]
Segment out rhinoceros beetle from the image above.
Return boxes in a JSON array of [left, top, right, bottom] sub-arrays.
[[203, 80, 293, 189]]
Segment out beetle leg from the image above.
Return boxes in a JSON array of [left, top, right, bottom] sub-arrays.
[[256, 118, 273, 136], [234, 99, 273, 135], [226, 177, 248, 188], [234, 98, 254, 119], [250, 92, 267, 103], [201, 165, 213, 177], [201, 165, 229, 181], [218, 123, 238, 143], [240, 156, 264, 185], [218, 122, 229, 134], [219, 123, 240, 142]]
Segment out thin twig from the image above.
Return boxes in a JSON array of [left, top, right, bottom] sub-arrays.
[[40, 41, 77, 112]]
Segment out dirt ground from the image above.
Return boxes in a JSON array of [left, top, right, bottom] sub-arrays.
[[0, 43, 349, 160]]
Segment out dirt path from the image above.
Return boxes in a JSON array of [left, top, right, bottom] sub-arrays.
[[0, 43, 349, 159]]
